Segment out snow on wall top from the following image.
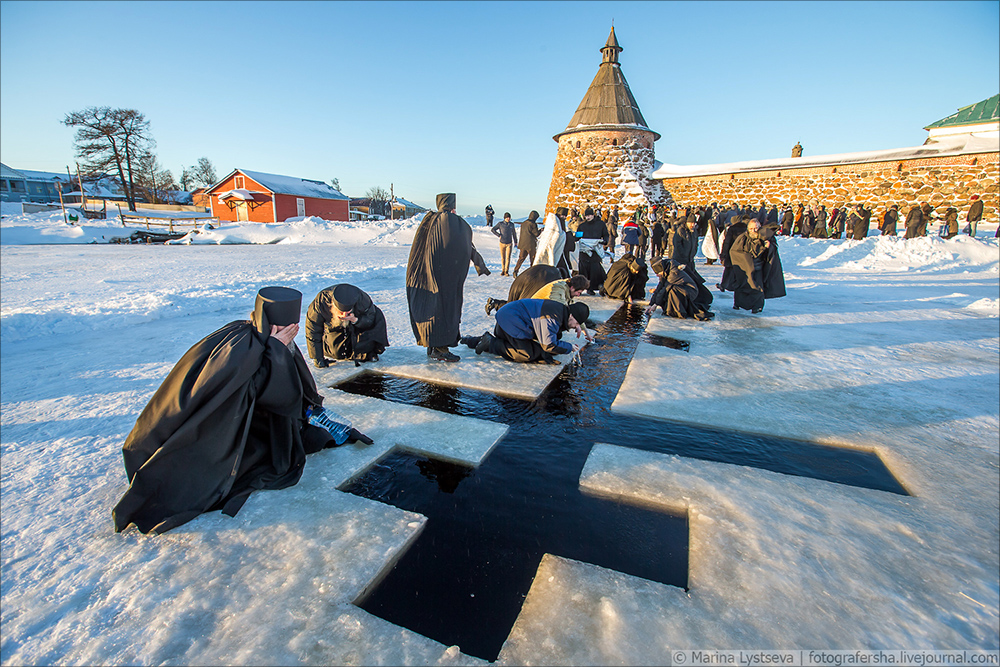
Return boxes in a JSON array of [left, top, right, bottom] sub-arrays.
[[652, 131, 1000, 179]]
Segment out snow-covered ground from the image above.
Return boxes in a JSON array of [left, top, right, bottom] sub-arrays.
[[1, 205, 998, 664]]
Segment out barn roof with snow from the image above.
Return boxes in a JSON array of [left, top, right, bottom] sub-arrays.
[[207, 168, 349, 200], [555, 27, 660, 141]]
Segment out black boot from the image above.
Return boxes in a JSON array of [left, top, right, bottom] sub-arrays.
[[428, 346, 460, 362]]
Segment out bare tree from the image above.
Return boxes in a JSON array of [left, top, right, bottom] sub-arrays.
[[135, 150, 177, 204], [180, 166, 194, 191], [63, 106, 151, 211], [192, 157, 217, 187], [366, 185, 390, 218], [329, 177, 341, 192]]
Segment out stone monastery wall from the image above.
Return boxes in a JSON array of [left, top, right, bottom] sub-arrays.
[[545, 128, 672, 219], [658, 151, 998, 220]]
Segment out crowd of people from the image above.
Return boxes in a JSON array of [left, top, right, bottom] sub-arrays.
[[111, 191, 990, 534]]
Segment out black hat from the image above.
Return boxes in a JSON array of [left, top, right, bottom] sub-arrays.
[[436, 193, 456, 211], [253, 286, 302, 335], [331, 284, 361, 312], [584, 207, 595, 218], [527, 210, 540, 221], [650, 256, 667, 276], [568, 302, 590, 324], [556, 206, 569, 217]]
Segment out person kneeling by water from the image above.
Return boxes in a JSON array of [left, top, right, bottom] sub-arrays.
[[112, 286, 372, 535], [645, 258, 715, 321], [461, 299, 588, 364], [306, 284, 389, 368]]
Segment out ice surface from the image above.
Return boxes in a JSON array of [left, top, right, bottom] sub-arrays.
[[2, 211, 998, 665], [316, 389, 508, 469]]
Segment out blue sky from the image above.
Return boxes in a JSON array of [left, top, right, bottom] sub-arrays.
[[2, 1, 997, 218]]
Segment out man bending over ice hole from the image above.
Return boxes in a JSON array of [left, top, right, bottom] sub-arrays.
[[306, 283, 389, 367], [461, 299, 589, 365]]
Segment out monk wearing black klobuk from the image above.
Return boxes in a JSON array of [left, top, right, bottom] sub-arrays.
[[112, 286, 372, 535], [728, 219, 786, 313], [406, 193, 489, 362], [670, 213, 714, 312], [601, 252, 648, 304], [306, 284, 389, 367], [646, 257, 715, 321]]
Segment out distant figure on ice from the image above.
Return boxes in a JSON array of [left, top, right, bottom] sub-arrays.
[[942, 207, 959, 239], [606, 205, 620, 256], [407, 193, 490, 362], [491, 212, 518, 276], [645, 257, 715, 321], [727, 219, 786, 313], [881, 204, 899, 236], [461, 299, 588, 365], [512, 210, 542, 277], [305, 284, 389, 367], [112, 286, 372, 535], [966, 194, 983, 237], [485, 204, 495, 227], [601, 252, 648, 304]]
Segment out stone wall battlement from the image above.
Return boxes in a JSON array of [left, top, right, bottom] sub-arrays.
[[658, 153, 998, 220]]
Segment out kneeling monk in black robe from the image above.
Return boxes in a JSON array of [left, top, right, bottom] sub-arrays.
[[601, 252, 648, 304], [112, 286, 371, 535], [306, 284, 389, 367], [645, 258, 715, 321]]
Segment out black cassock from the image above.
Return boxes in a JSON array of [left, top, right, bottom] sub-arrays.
[[728, 233, 786, 311], [305, 285, 389, 362], [650, 265, 714, 321], [602, 254, 649, 301], [406, 209, 487, 347], [113, 322, 335, 534]]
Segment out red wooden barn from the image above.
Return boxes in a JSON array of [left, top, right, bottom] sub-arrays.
[[206, 168, 349, 223]]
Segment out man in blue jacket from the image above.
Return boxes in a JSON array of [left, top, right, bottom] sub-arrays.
[[461, 299, 588, 364]]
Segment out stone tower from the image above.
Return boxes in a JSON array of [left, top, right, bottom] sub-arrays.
[[544, 27, 671, 218]]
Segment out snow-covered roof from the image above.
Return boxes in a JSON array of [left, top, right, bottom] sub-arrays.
[[651, 131, 1000, 179], [229, 169, 350, 201], [218, 189, 259, 201], [1, 164, 69, 182], [391, 196, 425, 210]]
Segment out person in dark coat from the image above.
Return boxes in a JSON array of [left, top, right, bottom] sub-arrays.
[[811, 205, 828, 238], [491, 212, 518, 275], [729, 220, 786, 313], [847, 205, 866, 240], [650, 218, 665, 258], [601, 252, 648, 304], [306, 284, 388, 367], [112, 287, 372, 535], [646, 257, 715, 321], [942, 207, 959, 239], [966, 194, 984, 237], [512, 210, 542, 277], [780, 204, 794, 236], [904, 204, 923, 238], [881, 205, 899, 236], [919, 203, 934, 236], [830, 205, 847, 239], [406, 193, 490, 362], [800, 206, 815, 238], [485, 204, 495, 227], [718, 215, 748, 292], [462, 299, 588, 364], [606, 205, 620, 256], [576, 207, 609, 294], [669, 214, 713, 312]]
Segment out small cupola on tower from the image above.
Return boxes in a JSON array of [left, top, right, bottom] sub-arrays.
[[544, 27, 671, 217]]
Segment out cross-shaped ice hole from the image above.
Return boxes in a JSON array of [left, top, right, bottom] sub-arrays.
[[337, 305, 908, 661]]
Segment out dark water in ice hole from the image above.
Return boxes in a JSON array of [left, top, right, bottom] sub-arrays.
[[336, 305, 908, 661]]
